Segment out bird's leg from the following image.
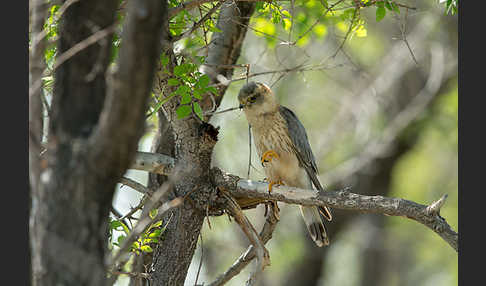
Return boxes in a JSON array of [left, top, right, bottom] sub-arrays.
[[267, 180, 284, 193], [267, 180, 283, 220], [261, 150, 279, 165]]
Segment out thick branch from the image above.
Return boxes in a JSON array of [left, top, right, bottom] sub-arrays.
[[211, 168, 458, 252], [130, 151, 175, 175], [89, 0, 167, 174], [200, 0, 256, 115]]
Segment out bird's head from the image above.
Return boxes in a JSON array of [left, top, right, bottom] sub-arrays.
[[238, 82, 279, 116]]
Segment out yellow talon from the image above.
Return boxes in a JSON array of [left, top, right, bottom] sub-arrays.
[[267, 180, 284, 194], [261, 150, 279, 165]]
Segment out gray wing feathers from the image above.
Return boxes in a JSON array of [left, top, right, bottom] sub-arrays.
[[280, 106, 332, 221], [279, 106, 321, 188]]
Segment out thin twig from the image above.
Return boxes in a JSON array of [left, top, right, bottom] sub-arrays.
[[120, 197, 148, 221], [120, 176, 152, 195], [194, 232, 204, 286], [330, 6, 358, 59], [171, 1, 223, 42], [399, 8, 419, 66], [111, 206, 132, 229], [203, 106, 240, 116], [247, 124, 252, 179]]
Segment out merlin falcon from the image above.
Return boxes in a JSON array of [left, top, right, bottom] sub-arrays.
[[238, 81, 333, 247]]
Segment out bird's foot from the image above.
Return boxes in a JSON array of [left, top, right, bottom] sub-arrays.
[[267, 180, 284, 194], [265, 180, 283, 221], [261, 150, 279, 165]]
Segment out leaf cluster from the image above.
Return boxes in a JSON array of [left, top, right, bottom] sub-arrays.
[[108, 209, 167, 255]]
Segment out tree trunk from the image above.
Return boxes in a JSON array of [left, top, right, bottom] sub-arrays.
[[29, 0, 167, 285], [149, 2, 256, 285]]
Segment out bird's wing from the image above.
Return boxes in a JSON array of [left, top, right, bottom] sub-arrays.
[[280, 106, 332, 221]]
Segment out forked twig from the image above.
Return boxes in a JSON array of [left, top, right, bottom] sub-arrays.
[[220, 192, 270, 286], [208, 201, 279, 286]]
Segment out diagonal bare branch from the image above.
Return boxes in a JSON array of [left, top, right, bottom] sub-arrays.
[[208, 202, 279, 286], [211, 167, 458, 252], [220, 192, 270, 286]]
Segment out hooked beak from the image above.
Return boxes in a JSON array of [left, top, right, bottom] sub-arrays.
[[239, 103, 244, 109]]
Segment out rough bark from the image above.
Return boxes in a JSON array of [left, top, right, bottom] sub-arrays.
[[29, 0, 46, 189], [29, 0, 167, 285], [129, 112, 175, 286], [200, 1, 256, 112], [148, 2, 256, 285]]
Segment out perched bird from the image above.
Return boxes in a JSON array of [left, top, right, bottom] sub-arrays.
[[238, 81, 332, 247]]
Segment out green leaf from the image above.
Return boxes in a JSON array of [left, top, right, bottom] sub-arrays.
[[206, 19, 222, 33], [376, 7, 386, 22], [197, 74, 210, 88], [173, 65, 186, 76], [206, 86, 219, 96], [140, 245, 154, 253], [180, 93, 192, 104], [149, 229, 162, 238], [195, 56, 206, 65], [193, 89, 203, 99], [110, 220, 122, 230], [151, 220, 163, 228], [391, 2, 400, 14], [176, 105, 192, 119], [120, 222, 130, 235], [271, 10, 281, 24], [160, 54, 169, 66], [255, 2, 264, 11], [149, 208, 158, 219], [110, 220, 129, 234], [132, 241, 140, 250], [342, 9, 355, 21], [168, 78, 180, 86], [384, 1, 393, 11], [176, 85, 191, 96], [173, 63, 196, 76], [193, 102, 204, 121], [117, 235, 126, 245]]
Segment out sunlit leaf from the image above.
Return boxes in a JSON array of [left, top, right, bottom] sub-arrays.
[[253, 18, 276, 37], [376, 7, 386, 22], [313, 24, 328, 38], [355, 25, 367, 37], [149, 208, 158, 219], [141, 245, 154, 253]]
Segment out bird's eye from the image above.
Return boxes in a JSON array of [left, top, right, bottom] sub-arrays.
[[249, 95, 258, 102]]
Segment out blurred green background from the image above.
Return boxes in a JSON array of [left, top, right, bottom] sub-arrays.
[[112, 1, 458, 285]]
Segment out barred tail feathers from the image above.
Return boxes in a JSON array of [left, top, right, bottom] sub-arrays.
[[300, 205, 330, 247]]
